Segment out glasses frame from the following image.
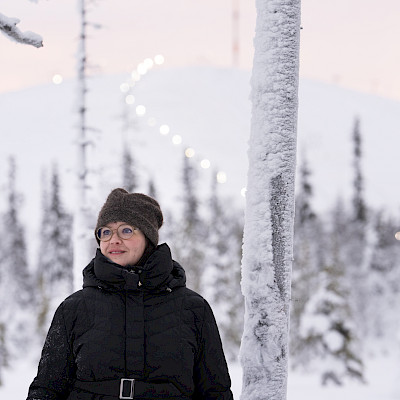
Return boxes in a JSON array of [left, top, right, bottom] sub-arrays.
[[96, 224, 138, 242]]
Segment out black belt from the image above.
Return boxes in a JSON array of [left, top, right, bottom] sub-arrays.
[[74, 378, 181, 399]]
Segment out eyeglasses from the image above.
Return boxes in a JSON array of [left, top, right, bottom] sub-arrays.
[[96, 224, 138, 242]]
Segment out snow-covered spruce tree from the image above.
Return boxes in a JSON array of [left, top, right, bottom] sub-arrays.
[[0, 157, 34, 358], [290, 156, 325, 366], [240, 1, 301, 399], [0, 224, 8, 386], [0, 322, 7, 386], [298, 199, 364, 385], [148, 178, 157, 199], [367, 210, 400, 347], [346, 117, 370, 341], [36, 166, 73, 337], [171, 155, 206, 294], [205, 173, 244, 362], [122, 147, 138, 192], [351, 118, 367, 225]]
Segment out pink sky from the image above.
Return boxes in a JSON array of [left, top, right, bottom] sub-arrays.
[[1, 0, 400, 99]]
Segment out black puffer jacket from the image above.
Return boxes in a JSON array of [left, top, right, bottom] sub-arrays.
[[27, 244, 233, 400]]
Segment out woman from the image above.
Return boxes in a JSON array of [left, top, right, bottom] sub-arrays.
[[27, 188, 233, 399]]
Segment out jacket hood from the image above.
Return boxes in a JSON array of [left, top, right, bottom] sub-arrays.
[[82, 243, 186, 292]]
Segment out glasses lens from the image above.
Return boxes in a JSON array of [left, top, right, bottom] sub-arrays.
[[97, 227, 112, 241], [118, 225, 135, 239]]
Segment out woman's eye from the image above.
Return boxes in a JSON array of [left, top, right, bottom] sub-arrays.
[[122, 227, 133, 235], [102, 229, 112, 237]]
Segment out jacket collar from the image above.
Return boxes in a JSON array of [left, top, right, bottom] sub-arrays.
[[82, 243, 186, 292]]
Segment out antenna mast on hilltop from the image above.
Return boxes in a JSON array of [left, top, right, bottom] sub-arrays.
[[232, 0, 240, 68]]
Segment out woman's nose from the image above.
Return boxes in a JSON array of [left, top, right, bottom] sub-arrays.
[[109, 231, 121, 243]]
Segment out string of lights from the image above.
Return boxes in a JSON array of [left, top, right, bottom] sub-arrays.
[[119, 55, 231, 186], [51, 57, 247, 197]]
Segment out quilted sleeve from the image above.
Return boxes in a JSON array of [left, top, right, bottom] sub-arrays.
[[26, 302, 76, 400], [193, 300, 234, 400]]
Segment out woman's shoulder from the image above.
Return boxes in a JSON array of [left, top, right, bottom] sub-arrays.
[[179, 287, 215, 320], [56, 288, 90, 315]]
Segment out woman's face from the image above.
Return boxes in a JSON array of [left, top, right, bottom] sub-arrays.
[[99, 221, 147, 266]]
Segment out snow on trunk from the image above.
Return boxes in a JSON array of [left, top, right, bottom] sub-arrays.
[[240, 1, 301, 399], [73, 0, 92, 290]]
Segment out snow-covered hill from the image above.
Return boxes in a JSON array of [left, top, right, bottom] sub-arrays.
[[1, 66, 400, 254], [1, 65, 400, 399]]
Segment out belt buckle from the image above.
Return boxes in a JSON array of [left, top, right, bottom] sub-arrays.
[[120, 378, 135, 399]]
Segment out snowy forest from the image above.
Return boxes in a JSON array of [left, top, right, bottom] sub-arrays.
[[0, 114, 399, 391], [1, 1, 400, 399]]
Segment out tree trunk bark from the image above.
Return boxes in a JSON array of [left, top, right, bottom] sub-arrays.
[[240, 1, 301, 399], [73, 0, 92, 290]]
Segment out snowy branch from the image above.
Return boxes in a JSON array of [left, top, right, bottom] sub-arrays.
[[0, 12, 43, 48]]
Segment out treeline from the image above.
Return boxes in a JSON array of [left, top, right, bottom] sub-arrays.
[[291, 118, 400, 385], [0, 117, 399, 387], [0, 149, 244, 387]]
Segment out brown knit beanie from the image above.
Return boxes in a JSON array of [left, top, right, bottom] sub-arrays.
[[95, 188, 163, 247]]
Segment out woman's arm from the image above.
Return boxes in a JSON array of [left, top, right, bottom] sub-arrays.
[[193, 301, 234, 400], [27, 303, 76, 400]]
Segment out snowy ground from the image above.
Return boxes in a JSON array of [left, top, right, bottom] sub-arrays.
[[2, 348, 399, 399]]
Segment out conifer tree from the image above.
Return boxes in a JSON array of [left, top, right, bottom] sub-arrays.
[[171, 155, 205, 293], [0, 224, 8, 385], [148, 178, 157, 199], [205, 173, 244, 361], [0, 322, 7, 386], [299, 199, 364, 385], [0, 157, 33, 357], [291, 156, 324, 365], [347, 117, 370, 338], [295, 156, 315, 225], [352, 117, 367, 224], [367, 211, 400, 345], [37, 165, 73, 335], [122, 147, 138, 193]]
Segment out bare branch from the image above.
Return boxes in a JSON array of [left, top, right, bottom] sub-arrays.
[[0, 12, 43, 48]]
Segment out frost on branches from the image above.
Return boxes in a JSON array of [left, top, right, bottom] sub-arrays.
[[0, 12, 42, 48], [240, 1, 301, 400]]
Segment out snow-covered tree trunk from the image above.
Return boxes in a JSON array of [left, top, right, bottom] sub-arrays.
[[240, 1, 301, 399], [73, 0, 93, 290]]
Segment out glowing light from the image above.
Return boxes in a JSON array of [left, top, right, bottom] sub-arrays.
[[120, 83, 130, 93], [172, 135, 182, 145], [136, 105, 146, 116], [154, 54, 165, 65], [148, 117, 157, 127], [137, 62, 147, 75], [131, 70, 141, 81], [241, 187, 247, 197], [52, 74, 63, 84], [216, 171, 227, 184], [200, 159, 210, 169], [125, 94, 135, 105], [159, 124, 170, 135], [185, 148, 195, 158], [395, 232, 400, 240], [144, 58, 154, 69]]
